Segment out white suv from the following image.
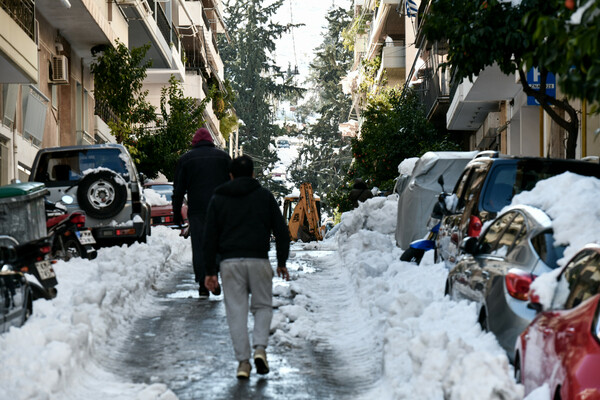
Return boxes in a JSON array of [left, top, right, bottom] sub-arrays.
[[30, 144, 151, 245]]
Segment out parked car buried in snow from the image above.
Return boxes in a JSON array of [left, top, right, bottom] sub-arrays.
[[29, 144, 152, 246], [446, 205, 565, 362], [436, 151, 600, 268], [143, 182, 188, 229], [515, 243, 600, 399]]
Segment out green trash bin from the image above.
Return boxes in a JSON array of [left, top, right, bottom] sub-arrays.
[[0, 182, 48, 245]]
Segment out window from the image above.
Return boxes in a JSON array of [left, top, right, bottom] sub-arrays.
[[564, 251, 600, 309], [531, 230, 565, 269], [482, 164, 517, 212], [495, 212, 526, 255], [480, 211, 515, 254]]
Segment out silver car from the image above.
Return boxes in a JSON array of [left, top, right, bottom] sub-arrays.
[[445, 204, 565, 362]]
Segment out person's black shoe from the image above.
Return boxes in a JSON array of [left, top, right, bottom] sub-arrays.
[[198, 286, 209, 299], [211, 283, 221, 296]]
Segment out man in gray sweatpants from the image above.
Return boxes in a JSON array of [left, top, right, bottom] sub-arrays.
[[203, 155, 290, 379]]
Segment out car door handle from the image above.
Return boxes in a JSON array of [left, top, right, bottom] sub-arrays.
[[565, 327, 576, 337]]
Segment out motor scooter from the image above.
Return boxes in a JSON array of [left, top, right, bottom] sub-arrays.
[[45, 195, 97, 261], [400, 176, 451, 265], [0, 235, 57, 300]]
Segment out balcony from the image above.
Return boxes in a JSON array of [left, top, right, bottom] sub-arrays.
[[116, 0, 185, 81], [0, 0, 37, 83], [446, 64, 521, 131], [366, 0, 404, 60], [377, 42, 405, 87], [36, 0, 128, 65]]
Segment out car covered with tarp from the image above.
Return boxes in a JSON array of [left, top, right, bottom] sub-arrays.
[[395, 151, 477, 250]]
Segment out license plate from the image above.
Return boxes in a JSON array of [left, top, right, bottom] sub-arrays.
[[36, 260, 55, 280], [76, 230, 96, 245]]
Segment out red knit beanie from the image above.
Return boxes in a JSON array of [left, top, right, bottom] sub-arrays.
[[192, 128, 213, 145]]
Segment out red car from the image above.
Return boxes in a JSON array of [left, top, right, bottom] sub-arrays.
[[143, 182, 188, 229], [515, 244, 600, 400]]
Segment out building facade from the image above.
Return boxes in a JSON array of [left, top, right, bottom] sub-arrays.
[[0, 0, 228, 185], [345, 0, 600, 160]]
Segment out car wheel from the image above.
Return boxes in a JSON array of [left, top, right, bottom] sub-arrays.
[[77, 170, 127, 219], [400, 247, 425, 264]]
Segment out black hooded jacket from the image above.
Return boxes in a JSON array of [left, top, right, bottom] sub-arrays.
[[172, 141, 231, 220], [203, 177, 290, 275]]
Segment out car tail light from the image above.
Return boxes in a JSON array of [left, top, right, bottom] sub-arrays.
[[69, 212, 86, 228], [116, 228, 136, 236], [506, 269, 535, 301], [468, 216, 483, 237], [40, 245, 52, 255]]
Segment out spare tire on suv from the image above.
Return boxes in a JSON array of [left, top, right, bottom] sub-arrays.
[[29, 144, 151, 246], [77, 170, 128, 219]]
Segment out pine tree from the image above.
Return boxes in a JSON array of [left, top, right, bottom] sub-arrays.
[[288, 6, 353, 215], [219, 0, 302, 185]]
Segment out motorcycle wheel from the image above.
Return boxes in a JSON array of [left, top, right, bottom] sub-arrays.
[[400, 247, 425, 264], [54, 237, 84, 261]]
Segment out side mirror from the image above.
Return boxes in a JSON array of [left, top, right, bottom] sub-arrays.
[[139, 172, 147, 183], [460, 237, 479, 255]]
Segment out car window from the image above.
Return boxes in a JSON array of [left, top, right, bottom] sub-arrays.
[[479, 211, 515, 254], [454, 165, 486, 210], [35, 149, 130, 183], [564, 251, 600, 309], [531, 230, 565, 269], [147, 184, 173, 201], [481, 164, 517, 212], [453, 168, 473, 200], [496, 212, 527, 255]]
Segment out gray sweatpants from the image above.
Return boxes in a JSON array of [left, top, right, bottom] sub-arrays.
[[220, 258, 273, 362]]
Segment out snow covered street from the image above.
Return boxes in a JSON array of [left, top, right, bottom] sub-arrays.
[[0, 191, 531, 399]]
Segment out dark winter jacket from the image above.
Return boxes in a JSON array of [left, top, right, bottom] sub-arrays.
[[172, 141, 231, 220], [349, 188, 373, 208], [203, 177, 290, 276]]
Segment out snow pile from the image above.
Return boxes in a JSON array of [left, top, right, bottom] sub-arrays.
[[144, 188, 170, 206], [0, 227, 189, 399], [398, 157, 419, 175], [508, 172, 600, 265], [273, 195, 523, 399]]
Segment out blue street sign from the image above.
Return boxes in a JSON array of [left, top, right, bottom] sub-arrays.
[[526, 67, 556, 106]]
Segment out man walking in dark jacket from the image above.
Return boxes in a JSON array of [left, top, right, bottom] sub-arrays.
[[203, 155, 290, 379], [172, 127, 231, 298]]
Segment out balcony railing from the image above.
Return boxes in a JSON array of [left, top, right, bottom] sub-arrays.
[[148, 0, 180, 50], [94, 100, 119, 127], [0, 0, 35, 40]]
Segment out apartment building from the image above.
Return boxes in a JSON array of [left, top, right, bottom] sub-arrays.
[[405, 0, 600, 159], [115, 0, 227, 148], [346, 0, 413, 128], [0, 0, 126, 184], [345, 0, 600, 159], [0, 0, 227, 185]]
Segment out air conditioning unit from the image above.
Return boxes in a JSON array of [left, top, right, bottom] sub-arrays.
[[51, 55, 69, 84]]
